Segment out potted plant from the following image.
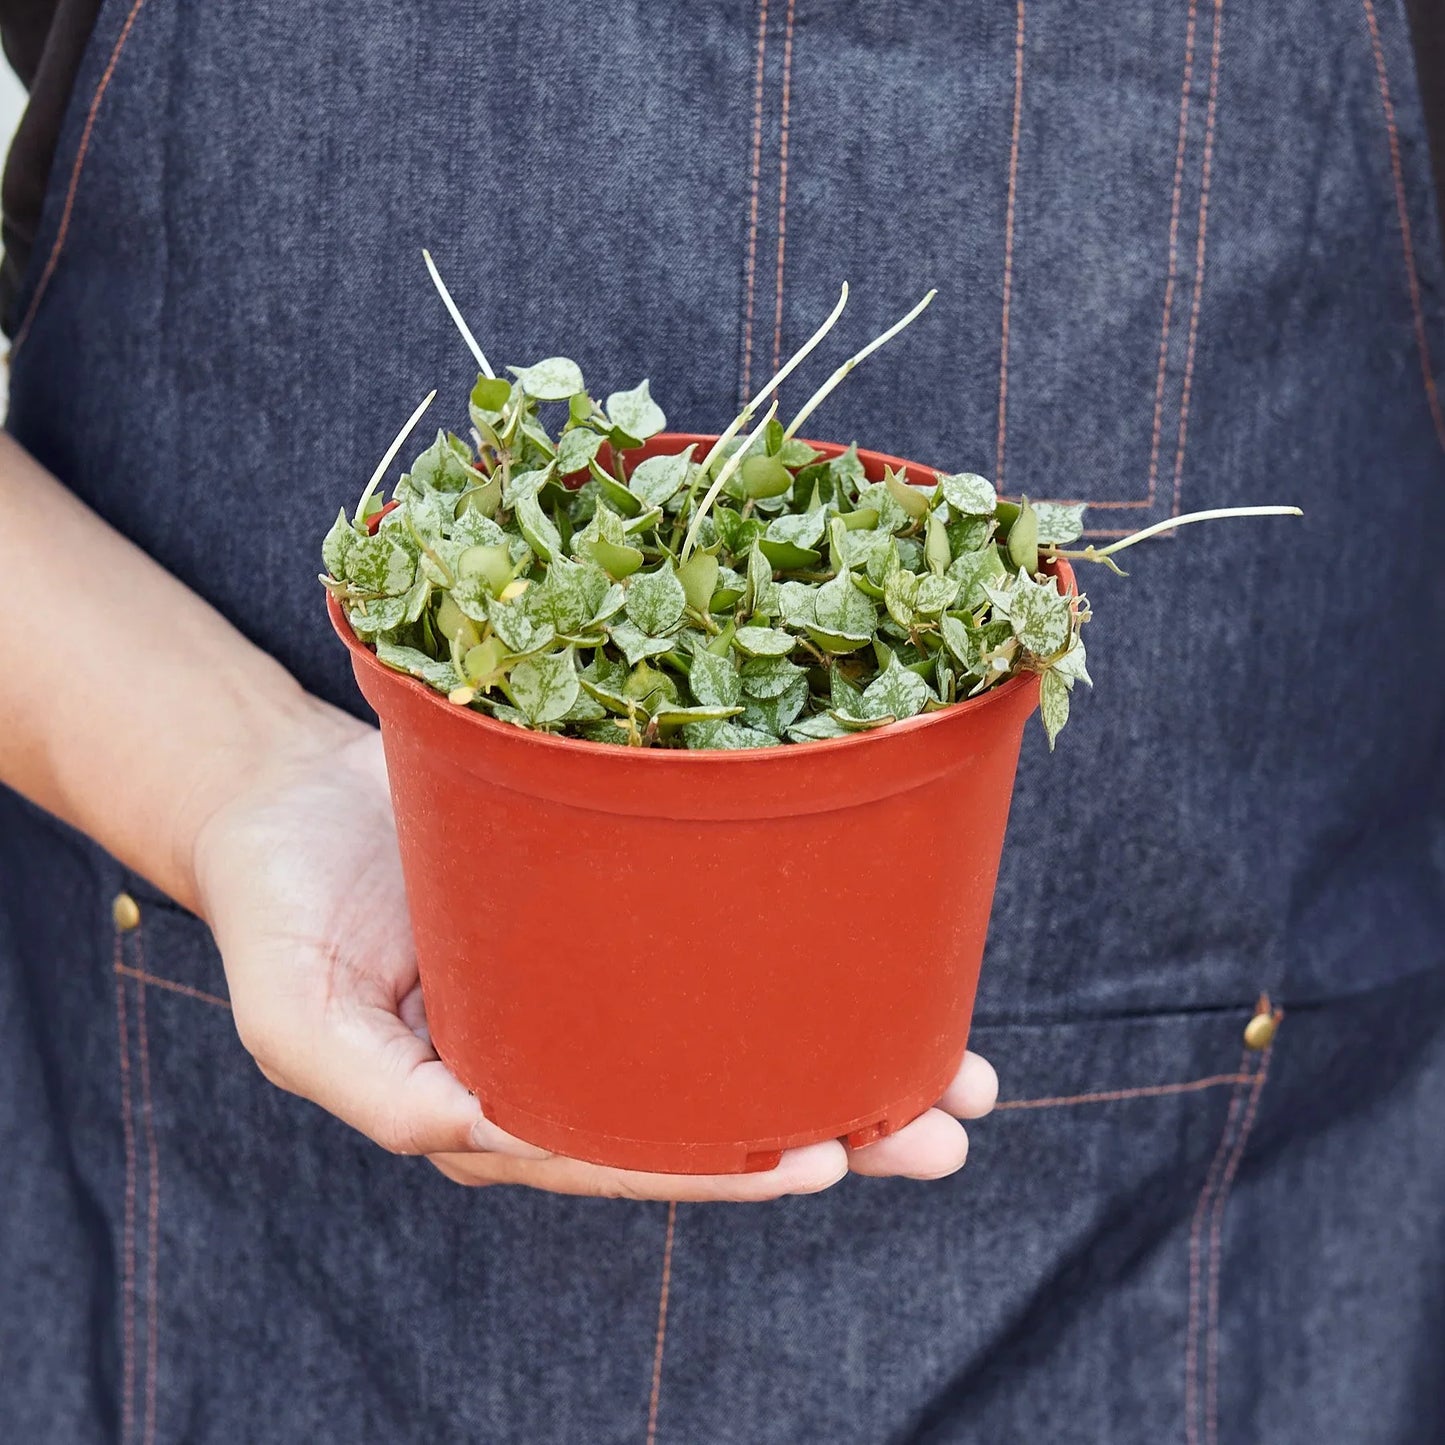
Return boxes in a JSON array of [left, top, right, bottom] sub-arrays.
[[321, 268, 1297, 1174]]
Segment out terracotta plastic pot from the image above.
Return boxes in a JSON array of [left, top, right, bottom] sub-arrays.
[[330, 434, 1070, 1174]]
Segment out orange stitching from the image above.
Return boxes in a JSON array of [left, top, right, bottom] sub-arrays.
[[645, 1201, 678, 1445], [135, 937, 161, 1445], [995, 0, 1026, 490], [1146, 0, 1201, 508], [1205, 1038, 1274, 1445], [994, 1071, 1251, 1111], [1362, 0, 1445, 451], [114, 944, 138, 1445], [1185, 1049, 1250, 1445], [1170, 0, 1226, 515], [114, 963, 230, 1011], [10, 0, 150, 358], [739, 0, 771, 403], [769, 0, 798, 373]]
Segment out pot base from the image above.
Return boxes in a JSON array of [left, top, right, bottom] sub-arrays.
[[461, 1054, 963, 1176]]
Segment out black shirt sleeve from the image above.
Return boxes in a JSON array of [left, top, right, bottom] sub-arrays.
[[0, 0, 102, 335]]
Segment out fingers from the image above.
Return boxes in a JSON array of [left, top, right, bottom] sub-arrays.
[[844, 1108, 969, 1179], [936, 1050, 999, 1120], [426, 1139, 850, 1201], [238, 994, 490, 1156]]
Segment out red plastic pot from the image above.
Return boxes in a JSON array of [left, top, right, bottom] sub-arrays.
[[330, 434, 1070, 1174]]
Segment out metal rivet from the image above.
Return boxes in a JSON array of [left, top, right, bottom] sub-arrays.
[[1244, 993, 1280, 1051], [111, 892, 141, 932]]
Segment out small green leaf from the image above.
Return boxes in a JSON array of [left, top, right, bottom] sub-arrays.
[[1032, 501, 1087, 546], [510, 651, 580, 725], [471, 375, 512, 412], [733, 626, 796, 658], [625, 566, 687, 635], [884, 467, 931, 520], [713, 507, 764, 557], [1040, 669, 1070, 748], [830, 670, 864, 714], [688, 648, 742, 708], [830, 444, 865, 488], [680, 720, 781, 751], [925, 515, 951, 575], [346, 533, 417, 596], [765, 510, 826, 549], [758, 539, 822, 571], [374, 640, 462, 693], [775, 581, 817, 630], [676, 550, 720, 613], [605, 380, 666, 442], [486, 595, 555, 655], [912, 573, 959, 615], [587, 536, 645, 579], [990, 569, 1072, 656], [654, 703, 744, 728], [744, 543, 779, 617], [456, 543, 515, 595], [532, 556, 609, 633], [939, 472, 997, 517], [813, 569, 876, 639], [513, 492, 562, 562], [740, 455, 793, 499], [1053, 635, 1092, 687], [609, 620, 675, 666], [947, 544, 1008, 610], [556, 427, 605, 475], [1007, 496, 1040, 575], [741, 674, 810, 735], [786, 714, 852, 742], [740, 655, 807, 700], [629, 448, 695, 509], [883, 568, 920, 628], [862, 655, 931, 721], [509, 356, 585, 401], [586, 457, 644, 517], [322, 509, 358, 578]]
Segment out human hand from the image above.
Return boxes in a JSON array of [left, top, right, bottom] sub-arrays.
[[193, 721, 997, 1201]]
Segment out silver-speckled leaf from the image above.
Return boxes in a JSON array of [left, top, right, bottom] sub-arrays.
[[509, 357, 585, 400]]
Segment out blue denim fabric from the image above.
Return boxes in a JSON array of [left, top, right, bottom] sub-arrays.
[[3, 1, 1444, 1441]]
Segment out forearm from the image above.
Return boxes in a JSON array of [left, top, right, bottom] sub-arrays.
[[0, 432, 355, 913]]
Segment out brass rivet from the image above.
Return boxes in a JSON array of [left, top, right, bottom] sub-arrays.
[[1243, 992, 1280, 1051], [111, 892, 141, 932]]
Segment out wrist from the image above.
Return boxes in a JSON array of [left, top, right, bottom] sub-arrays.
[[170, 683, 366, 918]]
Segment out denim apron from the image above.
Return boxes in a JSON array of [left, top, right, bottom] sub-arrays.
[[4, 2, 1444, 1441]]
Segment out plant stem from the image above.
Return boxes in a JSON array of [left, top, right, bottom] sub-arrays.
[[783, 290, 936, 442], [353, 389, 436, 525], [680, 401, 778, 562], [1042, 505, 1303, 562], [422, 249, 495, 378]]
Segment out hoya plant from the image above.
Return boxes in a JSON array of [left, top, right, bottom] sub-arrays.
[[322, 271, 1296, 750]]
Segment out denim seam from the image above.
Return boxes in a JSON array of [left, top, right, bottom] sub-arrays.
[[769, 0, 799, 375], [1203, 1039, 1274, 1445], [738, 0, 772, 405], [1361, 0, 1445, 451], [993, 1073, 1251, 1111], [9, 0, 152, 359], [994, 0, 1027, 492], [1170, 0, 1228, 519], [645, 1201, 679, 1445], [114, 963, 231, 1011], [134, 929, 162, 1445], [114, 931, 139, 1445], [1185, 1047, 1251, 1445], [1145, 0, 1203, 515]]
